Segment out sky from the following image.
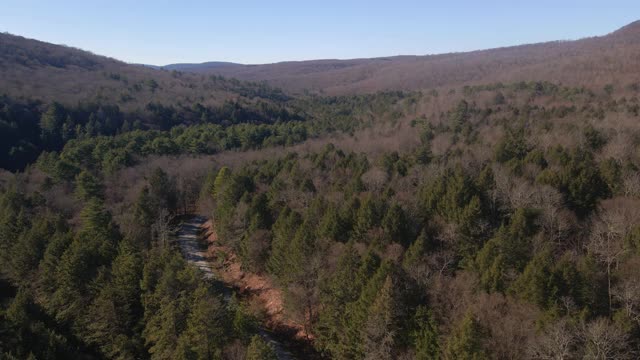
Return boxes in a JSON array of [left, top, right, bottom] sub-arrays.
[[2, 0, 639, 65]]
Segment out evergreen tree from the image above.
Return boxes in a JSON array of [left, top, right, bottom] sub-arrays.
[[177, 285, 227, 360], [363, 276, 398, 360], [352, 195, 381, 242], [412, 306, 440, 360], [212, 166, 232, 200], [149, 167, 178, 212], [382, 203, 408, 245], [74, 170, 104, 200], [340, 261, 390, 359], [444, 313, 488, 360], [267, 207, 301, 279], [475, 208, 538, 292], [316, 242, 361, 354], [246, 335, 277, 360], [39, 102, 65, 149], [403, 231, 427, 271]]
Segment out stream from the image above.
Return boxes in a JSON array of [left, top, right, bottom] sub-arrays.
[[176, 215, 295, 360]]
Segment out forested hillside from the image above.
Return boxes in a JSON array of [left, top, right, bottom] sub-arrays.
[[176, 21, 640, 95], [0, 33, 289, 107], [3, 24, 640, 359]]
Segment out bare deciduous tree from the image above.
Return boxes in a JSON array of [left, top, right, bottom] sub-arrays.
[[361, 167, 389, 193], [151, 207, 176, 248], [588, 198, 640, 313], [527, 319, 575, 360], [623, 172, 640, 198], [581, 318, 634, 360], [612, 278, 640, 323]]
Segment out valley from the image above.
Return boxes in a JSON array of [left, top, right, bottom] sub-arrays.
[[2, 16, 640, 360]]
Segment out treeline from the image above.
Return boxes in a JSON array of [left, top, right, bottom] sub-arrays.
[[0, 94, 303, 171], [2, 87, 423, 173], [0, 167, 280, 359], [34, 121, 309, 180]]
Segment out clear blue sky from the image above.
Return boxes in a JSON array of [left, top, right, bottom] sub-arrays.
[[2, 0, 639, 65]]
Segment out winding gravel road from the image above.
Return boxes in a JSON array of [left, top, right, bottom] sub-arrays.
[[176, 215, 294, 360]]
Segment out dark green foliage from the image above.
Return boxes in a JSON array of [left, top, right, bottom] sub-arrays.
[[450, 100, 471, 133], [148, 167, 178, 212], [599, 157, 622, 195], [352, 195, 384, 242], [362, 275, 400, 360], [475, 208, 538, 292], [511, 249, 595, 314], [175, 285, 228, 359], [246, 335, 277, 360], [140, 248, 236, 360], [74, 170, 104, 200], [537, 148, 610, 216], [444, 313, 488, 360], [583, 124, 607, 150], [494, 125, 530, 164], [267, 207, 302, 278], [1, 286, 85, 359], [382, 203, 409, 245], [420, 166, 487, 259], [412, 306, 440, 360], [83, 243, 144, 358]]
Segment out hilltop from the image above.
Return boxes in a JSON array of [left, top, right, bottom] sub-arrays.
[[0, 32, 287, 108], [169, 21, 640, 94]]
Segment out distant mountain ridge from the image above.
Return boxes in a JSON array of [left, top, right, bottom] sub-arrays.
[[0, 32, 287, 108], [2, 20, 640, 101], [162, 61, 243, 71], [165, 21, 640, 94]]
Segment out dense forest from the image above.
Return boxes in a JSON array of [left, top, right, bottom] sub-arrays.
[[3, 27, 640, 359]]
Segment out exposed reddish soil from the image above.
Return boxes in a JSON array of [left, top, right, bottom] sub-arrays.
[[201, 220, 311, 341]]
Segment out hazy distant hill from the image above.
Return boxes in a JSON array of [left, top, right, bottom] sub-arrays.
[[184, 21, 640, 94], [0, 33, 286, 108], [3, 21, 640, 103], [162, 61, 243, 71]]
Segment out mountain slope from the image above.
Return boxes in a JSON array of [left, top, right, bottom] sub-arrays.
[[0, 33, 286, 108], [189, 21, 640, 94]]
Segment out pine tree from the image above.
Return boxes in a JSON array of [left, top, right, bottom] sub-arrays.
[[74, 170, 104, 200], [412, 306, 440, 360], [39, 102, 64, 149], [363, 276, 398, 360], [133, 186, 155, 244], [316, 242, 361, 354], [37, 231, 72, 296], [382, 203, 407, 245], [7, 215, 53, 285], [287, 215, 317, 281], [230, 295, 255, 340], [403, 231, 427, 271], [212, 166, 232, 200], [177, 285, 227, 360], [444, 312, 487, 360], [145, 299, 181, 359], [148, 167, 178, 212], [318, 204, 345, 241], [340, 260, 390, 359], [267, 207, 301, 279], [246, 335, 277, 360], [352, 195, 380, 242], [450, 100, 470, 133]]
